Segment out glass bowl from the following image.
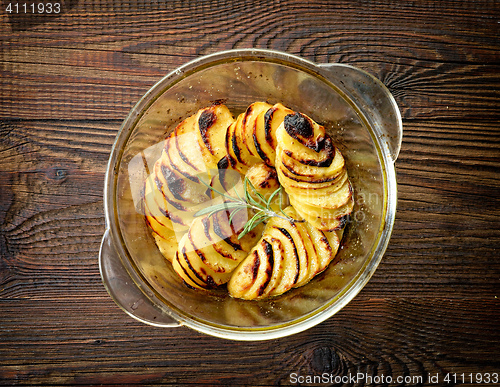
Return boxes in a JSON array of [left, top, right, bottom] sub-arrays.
[[99, 49, 402, 340]]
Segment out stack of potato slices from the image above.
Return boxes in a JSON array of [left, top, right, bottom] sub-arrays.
[[143, 102, 354, 299]]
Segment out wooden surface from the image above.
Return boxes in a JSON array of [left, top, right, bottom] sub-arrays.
[[1, 0, 499, 385]]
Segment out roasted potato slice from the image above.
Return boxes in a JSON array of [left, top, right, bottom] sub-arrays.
[[173, 232, 233, 289], [290, 179, 352, 209], [226, 102, 272, 174], [253, 103, 294, 166], [226, 240, 274, 300], [152, 231, 178, 263], [290, 195, 354, 231], [194, 104, 234, 169], [276, 146, 345, 182]]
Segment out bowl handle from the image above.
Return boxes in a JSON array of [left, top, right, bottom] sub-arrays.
[[99, 229, 180, 327], [318, 63, 403, 163]]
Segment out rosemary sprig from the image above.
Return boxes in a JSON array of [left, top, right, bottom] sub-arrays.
[[194, 174, 296, 239]]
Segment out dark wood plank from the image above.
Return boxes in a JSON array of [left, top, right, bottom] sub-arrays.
[[1, 0, 498, 120], [0, 297, 498, 385]]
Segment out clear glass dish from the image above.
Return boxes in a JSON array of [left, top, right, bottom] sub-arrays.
[[99, 49, 402, 340]]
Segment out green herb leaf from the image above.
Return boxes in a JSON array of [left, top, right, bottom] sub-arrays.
[[266, 186, 282, 210], [194, 171, 295, 239], [194, 201, 243, 218]]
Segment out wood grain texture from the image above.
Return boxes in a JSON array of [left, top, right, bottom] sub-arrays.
[[1, 0, 499, 120], [1, 0, 499, 385], [0, 297, 498, 385]]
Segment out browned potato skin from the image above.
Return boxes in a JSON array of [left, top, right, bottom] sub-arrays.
[[146, 105, 235, 265], [172, 209, 263, 290], [225, 102, 294, 173], [227, 206, 340, 300], [275, 111, 353, 231]]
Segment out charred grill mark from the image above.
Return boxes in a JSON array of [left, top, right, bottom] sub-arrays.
[[277, 227, 300, 284], [174, 130, 200, 172], [158, 205, 171, 218], [146, 197, 182, 225], [193, 245, 226, 274], [213, 215, 242, 251], [284, 113, 324, 152], [245, 115, 258, 157], [205, 275, 217, 288], [267, 166, 278, 182], [259, 179, 270, 189], [212, 243, 239, 261], [217, 155, 229, 170], [322, 137, 335, 165], [196, 248, 207, 264], [212, 99, 226, 106], [264, 107, 277, 147], [257, 240, 274, 297], [242, 104, 253, 130], [160, 188, 186, 211], [143, 185, 177, 223], [227, 209, 240, 235], [283, 149, 331, 168], [256, 167, 278, 189], [253, 131, 270, 164], [270, 237, 283, 251], [179, 249, 205, 288], [164, 143, 200, 183], [223, 236, 242, 252], [307, 230, 320, 260], [181, 247, 217, 288], [227, 154, 237, 168], [144, 215, 154, 229], [202, 217, 212, 241], [225, 124, 237, 168], [160, 162, 177, 186], [320, 233, 333, 255], [166, 211, 184, 225], [283, 138, 335, 168], [154, 176, 164, 191], [166, 177, 187, 202], [285, 113, 313, 137], [336, 214, 349, 230], [198, 109, 217, 154], [251, 250, 260, 281], [280, 157, 313, 178], [182, 280, 197, 290], [279, 160, 340, 183], [231, 132, 243, 163]]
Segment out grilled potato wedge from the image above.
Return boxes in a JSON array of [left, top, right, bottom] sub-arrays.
[[228, 206, 341, 300], [172, 209, 262, 289], [253, 103, 294, 166], [290, 195, 354, 231], [226, 102, 272, 173], [194, 104, 234, 170], [275, 110, 353, 231]]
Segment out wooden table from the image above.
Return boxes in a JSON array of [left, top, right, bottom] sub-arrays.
[[1, 1, 499, 385]]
